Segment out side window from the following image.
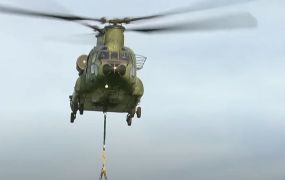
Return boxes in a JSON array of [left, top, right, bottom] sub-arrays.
[[91, 64, 98, 76], [132, 60, 136, 77], [130, 56, 136, 78], [91, 64, 96, 74]]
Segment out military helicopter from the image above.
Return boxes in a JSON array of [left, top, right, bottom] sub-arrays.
[[0, 0, 257, 126]]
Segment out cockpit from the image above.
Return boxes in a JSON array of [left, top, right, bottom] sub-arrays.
[[94, 49, 146, 77], [98, 50, 130, 61]]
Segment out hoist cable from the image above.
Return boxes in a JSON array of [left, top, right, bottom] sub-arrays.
[[99, 113, 108, 180]]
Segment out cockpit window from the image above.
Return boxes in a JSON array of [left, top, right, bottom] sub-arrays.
[[98, 51, 130, 61], [98, 51, 109, 60], [120, 52, 130, 61], [111, 52, 118, 59]]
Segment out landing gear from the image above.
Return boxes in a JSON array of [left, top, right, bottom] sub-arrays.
[[136, 107, 141, 118], [70, 112, 76, 123], [69, 94, 84, 123], [126, 108, 135, 126], [126, 114, 132, 126], [79, 104, 84, 115], [126, 106, 142, 126]]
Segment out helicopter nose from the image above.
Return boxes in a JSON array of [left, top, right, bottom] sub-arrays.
[[103, 64, 126, 76]]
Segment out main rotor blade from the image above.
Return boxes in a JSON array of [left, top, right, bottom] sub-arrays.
[[0, 4, 104, 32], [127, 12, 257, 33], [0, 4, 104, 23], [126, 0, 255, 23]]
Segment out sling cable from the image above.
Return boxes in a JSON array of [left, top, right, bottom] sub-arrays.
[[99, 113, 108, 180]]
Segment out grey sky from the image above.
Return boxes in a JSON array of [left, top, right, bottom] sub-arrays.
[[0, 0, 285, 180]]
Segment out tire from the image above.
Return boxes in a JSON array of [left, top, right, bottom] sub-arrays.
[[136, 107, 141, 118], [79, 104, 84, 115], [70, 113, 75, 123], [126, 115, 132, 126]]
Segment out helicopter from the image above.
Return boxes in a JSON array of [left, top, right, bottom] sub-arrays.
[[0, 0, 257, 126]]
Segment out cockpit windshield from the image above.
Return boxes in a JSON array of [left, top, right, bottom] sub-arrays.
[[98, 51, 109, 60], [98, 50, 130, 61]]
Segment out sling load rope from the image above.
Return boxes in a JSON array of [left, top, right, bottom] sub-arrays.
[[99, 113, 108, 180]]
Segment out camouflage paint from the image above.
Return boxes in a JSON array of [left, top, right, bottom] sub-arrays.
[[71, 25, 144, 114]]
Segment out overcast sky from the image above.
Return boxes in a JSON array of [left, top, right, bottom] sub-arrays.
[[0, 0, 285, 180]]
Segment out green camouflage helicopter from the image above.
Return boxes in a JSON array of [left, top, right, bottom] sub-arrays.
[[70, 28, 146, 125], [0, 0, 257, 126]]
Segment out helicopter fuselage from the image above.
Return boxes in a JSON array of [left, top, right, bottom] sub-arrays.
[[70, 26, 144, 120]]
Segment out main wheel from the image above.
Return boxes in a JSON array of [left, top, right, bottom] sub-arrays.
[[136, 107, 142, 118], [70, 113, 76, 123], [126, 115, 132, 126], [79, 104, 84, 115]]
